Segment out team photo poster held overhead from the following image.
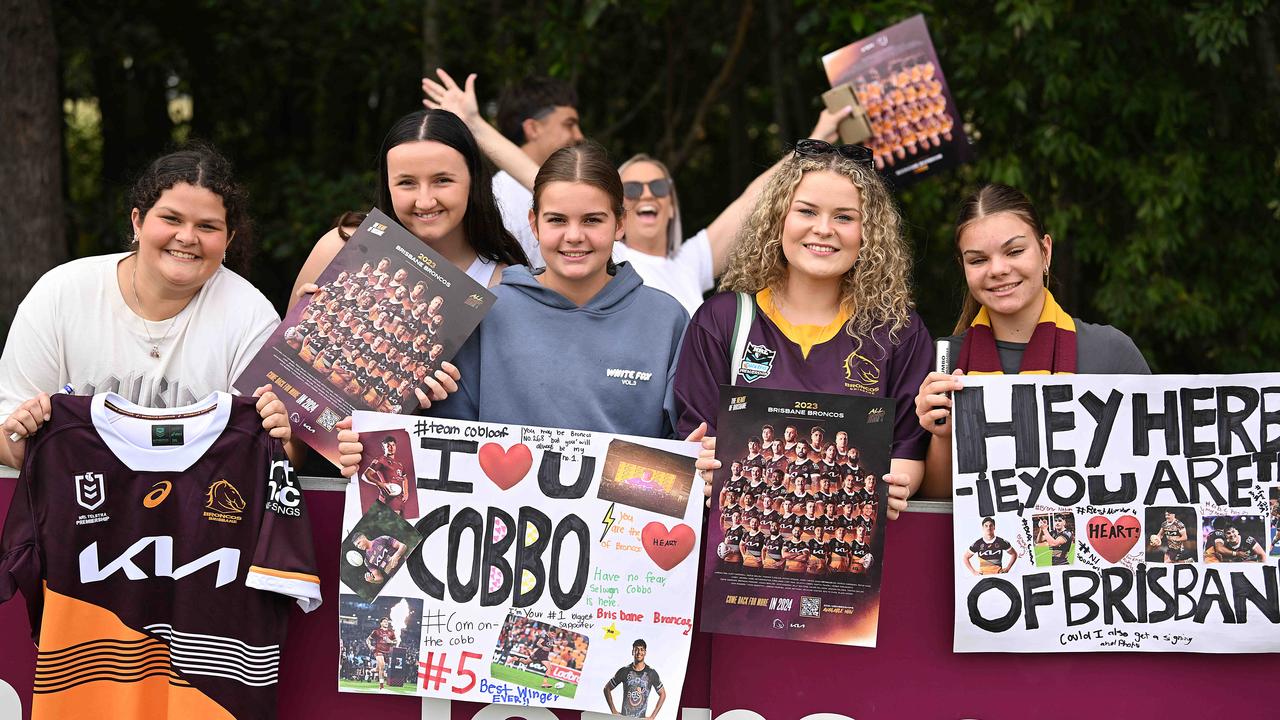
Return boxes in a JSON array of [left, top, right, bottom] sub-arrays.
[[952, 373, 1280, 653], [700, 385, 895, 647], [337, 410, 703, 719], [234, 209, 494, 466]]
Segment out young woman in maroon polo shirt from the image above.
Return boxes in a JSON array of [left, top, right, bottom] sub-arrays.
[[672, 141, 932, 519]]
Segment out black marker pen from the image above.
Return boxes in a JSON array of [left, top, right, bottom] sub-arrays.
[[934, 339, 950, 426]]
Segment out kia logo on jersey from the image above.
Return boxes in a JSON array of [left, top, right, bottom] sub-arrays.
[[75, 473, 106, 511]]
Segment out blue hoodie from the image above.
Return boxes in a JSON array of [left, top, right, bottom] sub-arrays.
[[434, 262, 689, 438]]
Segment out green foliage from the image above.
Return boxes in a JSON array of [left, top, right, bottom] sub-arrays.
[[50, 0, 1280, 372]]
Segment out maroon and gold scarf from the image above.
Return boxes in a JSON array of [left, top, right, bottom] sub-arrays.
[[957, 289, 1076, 375]]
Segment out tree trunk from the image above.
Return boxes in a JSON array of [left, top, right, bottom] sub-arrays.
[[0, 0, 66, 340]]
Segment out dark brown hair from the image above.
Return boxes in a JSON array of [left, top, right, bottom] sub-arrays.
[[341, 109, 527, 268], [127, 141, 253, 275], [531, 141, 625, 220], [497, 76, 579, 145], [952, 183, 1053, 334]]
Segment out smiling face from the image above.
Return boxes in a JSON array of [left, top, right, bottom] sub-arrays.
[[531, 181, 623, 302], [386, 140, 471, 248], [620, 160, 675, 253], [958, 211, 1051, 321], [781, 170, 863, 284], [131, 182, 231, 296]]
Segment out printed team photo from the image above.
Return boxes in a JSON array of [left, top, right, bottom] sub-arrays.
[[700, 385, 895, 646], [232, 208, 494, 464]]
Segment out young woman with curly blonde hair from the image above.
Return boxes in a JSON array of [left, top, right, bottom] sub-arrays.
[[672, 141, 932, 518]]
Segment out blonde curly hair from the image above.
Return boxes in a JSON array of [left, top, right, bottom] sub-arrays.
[[720, 153, 914, 351]]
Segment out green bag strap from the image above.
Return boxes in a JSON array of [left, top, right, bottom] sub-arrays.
[[729, 291, 755, 386]]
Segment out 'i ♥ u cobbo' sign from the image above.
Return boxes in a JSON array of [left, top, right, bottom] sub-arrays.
[[340, 411, 703, 718]]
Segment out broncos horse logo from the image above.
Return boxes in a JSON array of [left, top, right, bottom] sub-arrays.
[[205, 479, 247, 514], [843, 350, 881, 390]]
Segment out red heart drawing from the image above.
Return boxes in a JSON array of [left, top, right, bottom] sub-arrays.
[[641, 522, 696, 571], [478, 443, 532, 491], [1086, 515, 1141, 564]]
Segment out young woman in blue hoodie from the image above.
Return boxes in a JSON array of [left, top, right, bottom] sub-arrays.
[[334, 142, 692, 475]]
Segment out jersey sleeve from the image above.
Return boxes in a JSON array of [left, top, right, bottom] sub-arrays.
[[1, 448, 47, 641], [968, 539, 982, 553], [671, 298, 733, 437], [245, 440, 322, 612], [605, 666, 626, 690], [647, 666, 663, 691], [886, 313, 934, 460]]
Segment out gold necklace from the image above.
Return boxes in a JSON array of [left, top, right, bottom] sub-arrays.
[[131, 258, 179, 359]]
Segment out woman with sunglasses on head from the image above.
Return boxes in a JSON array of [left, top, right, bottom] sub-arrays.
[[0, 144, 293, 468], [421, 69, 852, 315], [671, 139, 931, 519], [914, 183, 1149, 495], [289, 109, 529, 411], [333, 141, 693, 480]]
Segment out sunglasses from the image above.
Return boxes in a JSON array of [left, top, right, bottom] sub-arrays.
[[622, 179, 672, 200], [792, 139, 874, 168]]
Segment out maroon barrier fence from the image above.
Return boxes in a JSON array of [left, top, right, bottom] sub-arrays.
[[2, 475, 1276, 719]]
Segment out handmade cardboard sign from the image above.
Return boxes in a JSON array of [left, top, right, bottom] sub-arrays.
[[338, 412, 702, 717], [953, 374, 1280, 652]]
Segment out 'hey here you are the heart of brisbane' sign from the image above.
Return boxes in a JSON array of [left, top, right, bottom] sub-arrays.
[[342, 411, 702, 718], [952, 374, 1280, 653]]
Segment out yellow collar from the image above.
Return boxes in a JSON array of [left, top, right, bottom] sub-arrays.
[[756, 288, 850, 359]]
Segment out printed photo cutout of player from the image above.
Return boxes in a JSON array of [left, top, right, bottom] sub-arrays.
[[1143, 507, 1197, 564], [1202, 514, 1267, 563], [489, 611, 589, 699], [337, 594, 424, 694], [356, 428, 420, 519], [340, 501, 424, 601], [1032, 512, 1076, 567], [963, 516, 1018, 575], [596, 439, 696, 519], [603, 638, 666, 718], [1270, 488, 1280, 557]]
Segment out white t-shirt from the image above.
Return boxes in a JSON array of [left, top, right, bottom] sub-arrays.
[[0, 252, 280, 416], [614, 229, 713, 316], [492, 170, 542, 268]]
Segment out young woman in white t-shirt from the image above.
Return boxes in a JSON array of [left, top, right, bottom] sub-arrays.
[[0, 144, 292, 469], [421, 68, 852, 315]]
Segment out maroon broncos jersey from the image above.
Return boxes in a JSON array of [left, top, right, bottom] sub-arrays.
[[0, 392, 321, 719]]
